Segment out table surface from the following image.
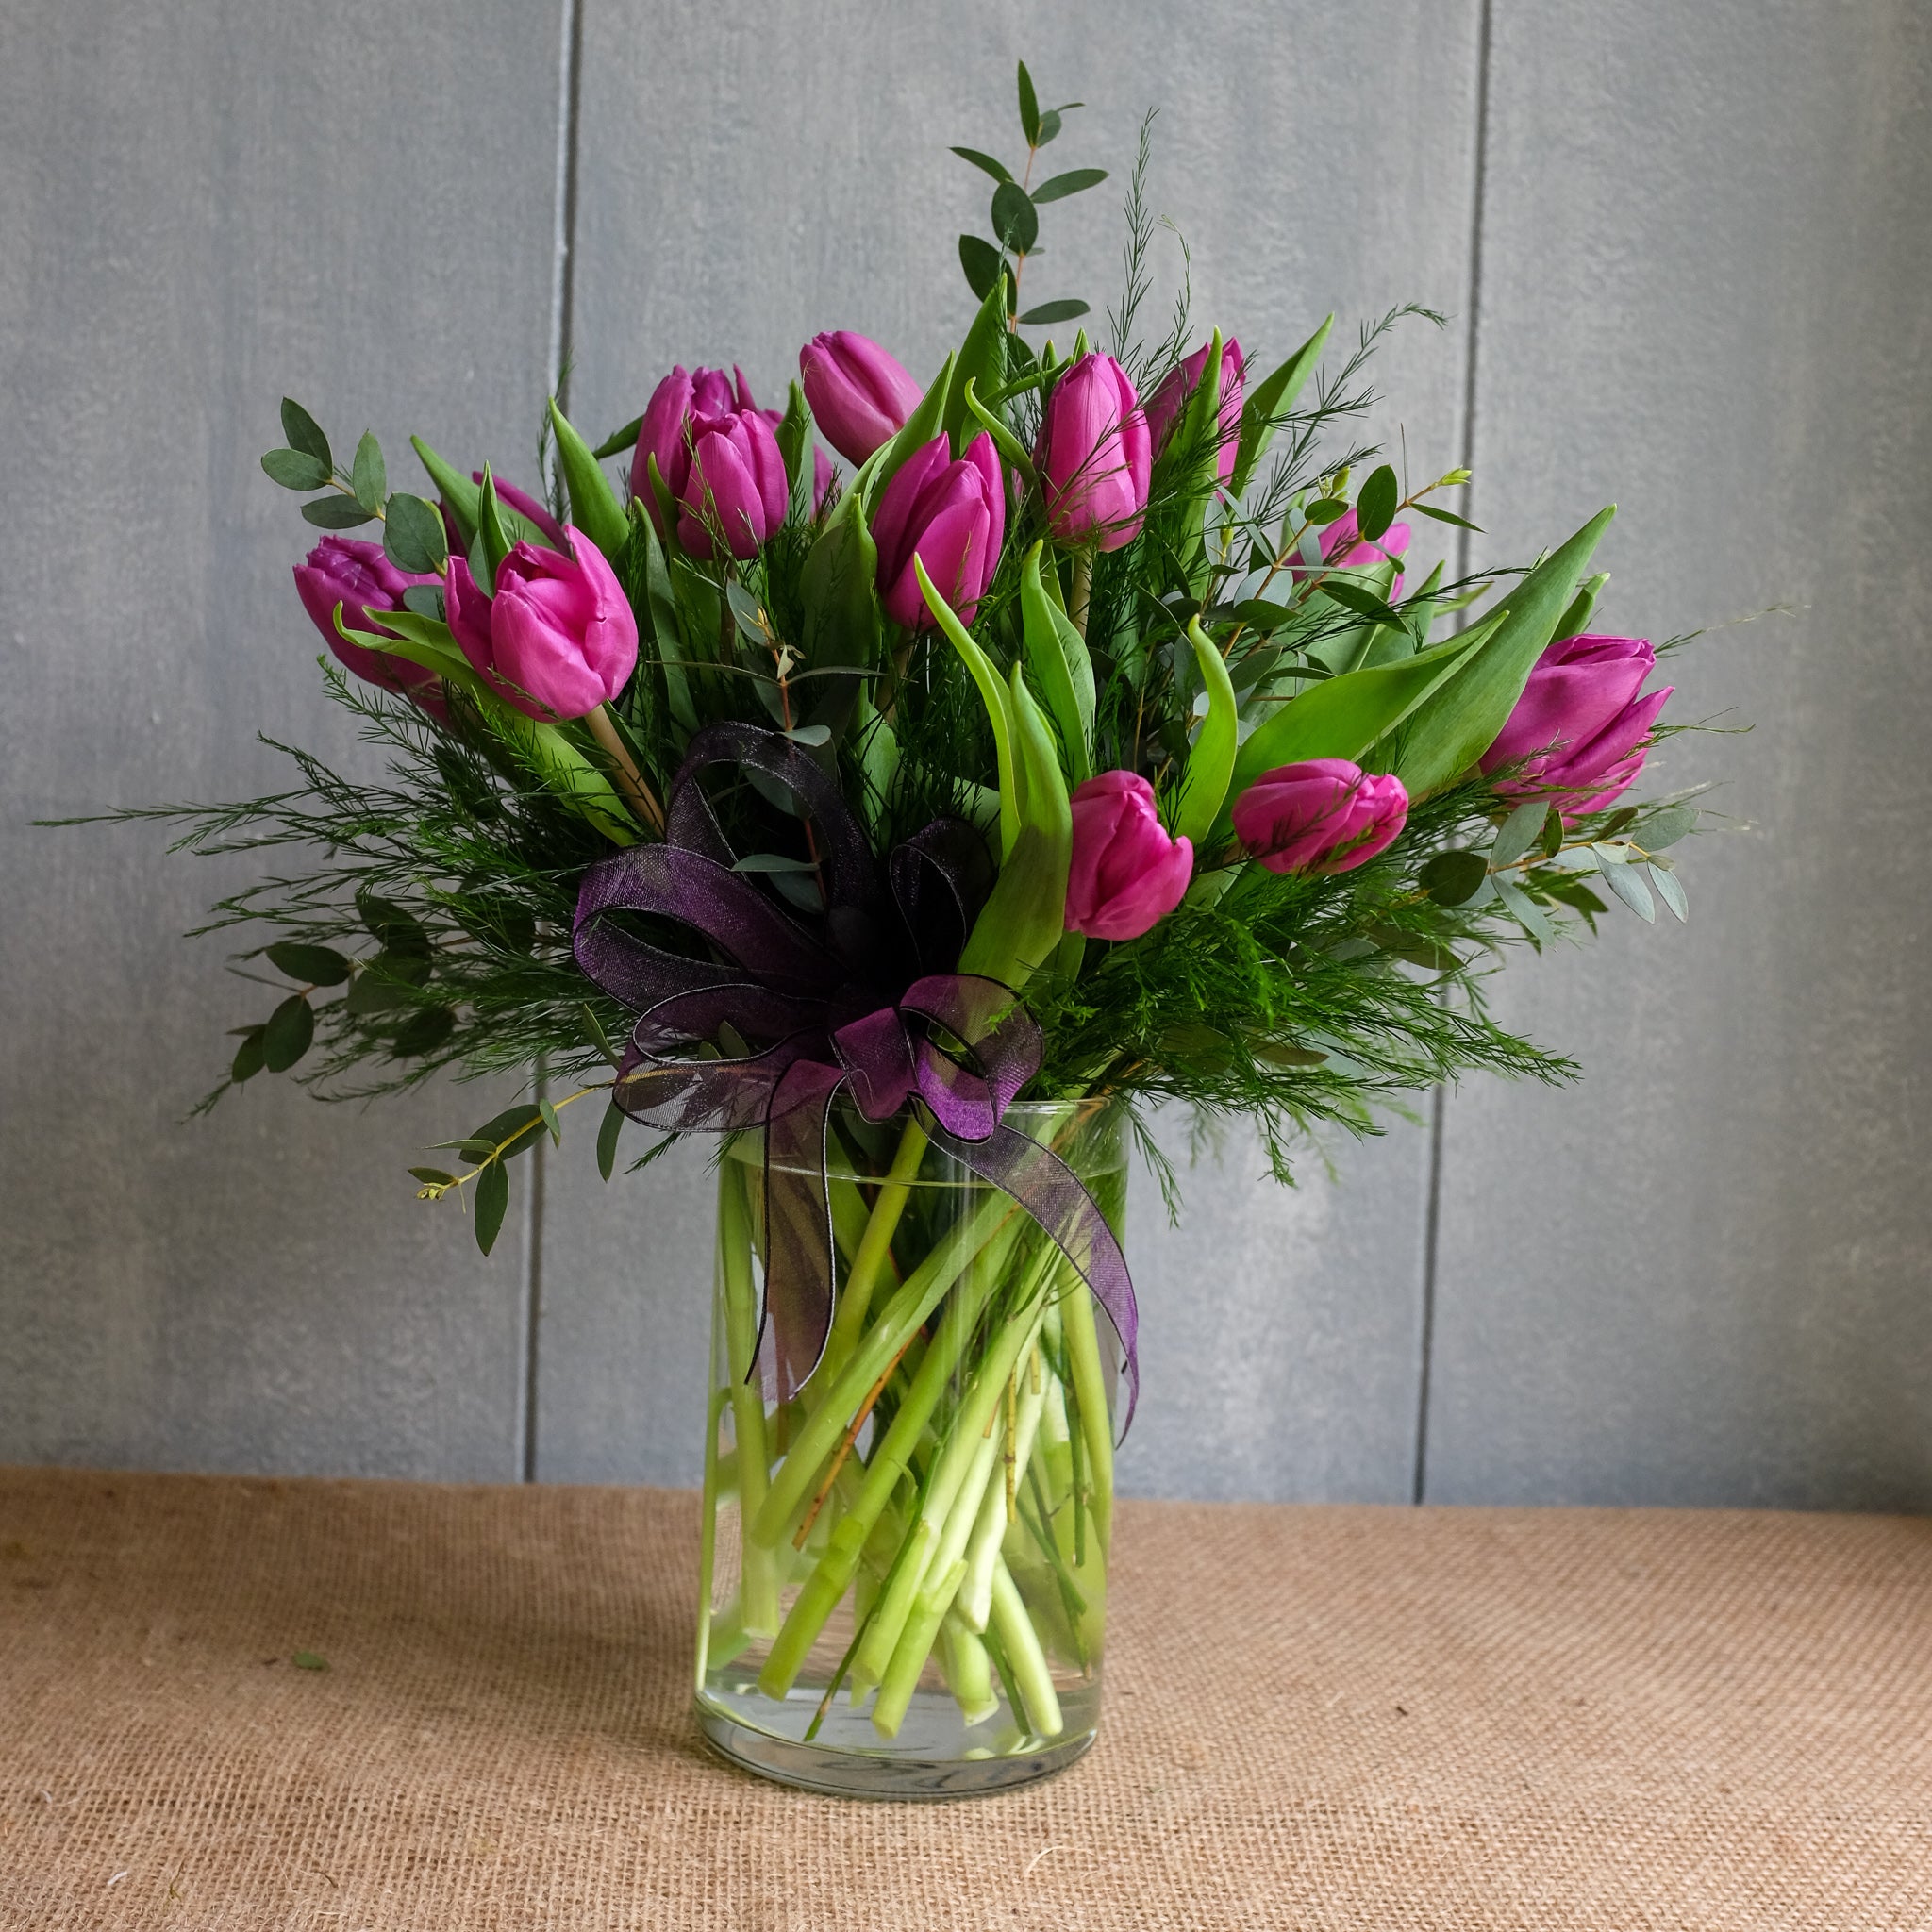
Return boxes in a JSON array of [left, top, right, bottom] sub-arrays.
[[1, 1468, 1927, 1930]]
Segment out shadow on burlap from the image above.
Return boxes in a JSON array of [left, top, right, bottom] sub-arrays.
[[2, 1467, 1928, 1929]]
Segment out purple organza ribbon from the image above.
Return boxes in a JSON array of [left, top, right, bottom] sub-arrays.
[[572, 722, 1139, 1427]]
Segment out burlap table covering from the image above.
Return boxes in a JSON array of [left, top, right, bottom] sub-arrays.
[[1, 1468, 1927, 1929]]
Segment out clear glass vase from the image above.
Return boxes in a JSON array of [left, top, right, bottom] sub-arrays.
[[693, 1097, 1124, 1799]]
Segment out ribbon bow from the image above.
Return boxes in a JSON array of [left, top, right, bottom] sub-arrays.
[[572, 722, 1139, 1425]]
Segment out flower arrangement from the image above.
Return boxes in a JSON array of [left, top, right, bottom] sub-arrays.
[[89, 68, 1699, 1788]]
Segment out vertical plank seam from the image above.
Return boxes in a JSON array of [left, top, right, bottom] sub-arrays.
[[525, 0, 585, 1483], [1416, 0, 1495, 1507]]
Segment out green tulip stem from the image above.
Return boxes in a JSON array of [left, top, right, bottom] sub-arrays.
[[1058, 1268, 1116, 1558], [1069, 550, 1093, 641], [818, 1115, 929, 1384], [717, 1164, 780, 1637], [991, 1557, 1063, 1738]]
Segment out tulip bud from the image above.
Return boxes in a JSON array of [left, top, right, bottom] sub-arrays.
[[1064, 771, 1194, 941], [674, 408, 790, 560], [871, 432, 1006, 629], [1231, 759, 1409, 875], [630, 364, 767, 519], [1036, 354, 1152, 553], [444, 526, 638, 721], [1480, 632, 1673, 818], [799, 331, 924, 466], [293, 536, 441, 705], [1144, 336, 1245, 481]]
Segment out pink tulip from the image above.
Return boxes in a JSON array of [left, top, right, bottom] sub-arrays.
[[1481, 632, 1673, 817], [1065, 771, 1194, 941], [629, 364, 763, 513], [1037, 354, 1152, 553], [800, 331, 924, 466], [444, 526, 638, 722], [1144, 337, 1246, 481], [293, 536, 441, 704], [1293, 508, 1413, 601], [1232, 759, 1409, 875], [675, 408, 789, 559], [872, 432, 1006, 629]]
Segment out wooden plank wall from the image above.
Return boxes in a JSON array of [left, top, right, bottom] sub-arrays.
[[3, 0, 1925, 1506]]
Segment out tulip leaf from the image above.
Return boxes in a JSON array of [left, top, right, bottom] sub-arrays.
[[958, 235, 1003, 304], [1018, 299, 1089, 325], [959, 378, 1037, 489], [261, 447, 330, 491], [591, 411, 644, 461], [1018, 541, 1092, 786], [1017, 60, 1041, 144], [958, 664, 1073, 991], [861, 353, 955, 501], [1554, 570, 1608, 643], [945, 280, 1011, 452], [546, 400, 628, 558], [799, 487, 880, 672], [473, 467, 514, 593], [1356, 464, 1399, 544], [382, 492, 447, 575], [262, 993, 314, 1074], [1380, 507, 1616, 799], [775, 379, 810, 493], [1174, 619, 1237, 845], [281, 398, 331, 470], [1230, 315, 1333, 497], [917, 554, 1017, 859], [474, 1158, 509, 1256], [1030, 168, 1107, 204], [351, 432, 387, 514], [412, 437, 479, 550], [1225, 624, 1487, 824], [952, 146, 1011, 184], [300, 496, 375, 530], [991, 182, 1039, 256]]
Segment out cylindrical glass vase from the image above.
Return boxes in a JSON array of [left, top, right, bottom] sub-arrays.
[[694, 1097, 1124, 1799]]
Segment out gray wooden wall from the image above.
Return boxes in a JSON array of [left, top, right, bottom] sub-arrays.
[[4, 0, 1927, 1507]]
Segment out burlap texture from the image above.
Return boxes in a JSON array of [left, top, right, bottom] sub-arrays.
[[1, 1468, 1927, 1929]]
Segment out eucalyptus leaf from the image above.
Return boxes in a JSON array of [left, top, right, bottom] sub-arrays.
[[1490, 798, 1548, 868], [1315, 575, 1406, 632], [261, 448, 330, 491], [991, 182, 1038, 254], [473, 1103, 546, 1158], [262, 994, 314, 1073], [1493, 876, 1556, 945], [958, 235, 1003, 303], [1639, 804, 1696, 850], [1018, 299, 1088, 325], [230, 1028, 266, 1082], [300, 496, 374, 530], [1599, 858, 1657, 921], [1016, 60, 1040, 143], [382, 492, 447, 575], [280, 398, 330, 469], [1418, 849, 1488, 907], [1030, 167, 1106, 203], [1035, 108, 1062, 144], [351, 432, 386, 513], [391, 1007, 456, 1057], [952, 146, 1011, 183], [1356, 465, 1399, 544], [409, 1168, 456, 1187], [596, 1101, 625, 1181], [265, 941, 351, 987], [474, 1159, 509, 1256], [1650, 863, 1689, 922], [1411, 502, 1482, 533]]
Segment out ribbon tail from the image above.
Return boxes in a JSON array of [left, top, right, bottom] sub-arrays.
[[756, 1059, 848, 1405], [926, 1119, 1140, 1437]]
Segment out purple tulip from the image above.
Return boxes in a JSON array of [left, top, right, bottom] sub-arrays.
[[674, 408, 789, 560], [800, 331, 924, 466], [444, 526, 638, 722], [1292, 508, 1413, 598], [1144, 337, 1246, 481], [1231, 759, 1410, 875], [293, 536, 441, 704], [872, 432, 1006, 629], [629, 364, 764, 515], [1064, 771, 1194, 941], [1480, 632, 1673, 818], [1036, 354, 1152, 553]]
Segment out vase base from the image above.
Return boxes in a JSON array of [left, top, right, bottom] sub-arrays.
[[696, 1701, 1095, 1800]]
